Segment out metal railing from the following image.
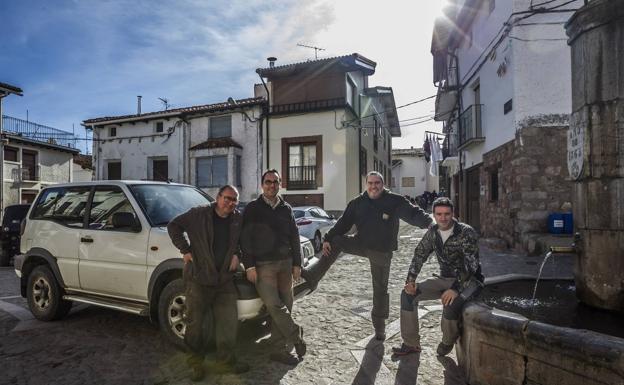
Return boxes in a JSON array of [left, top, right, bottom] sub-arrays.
[[288, 165, 317, 189], [459, 104, 484, 147], [270, 97, 346, 115], [11, 165, 40, 182], [2, 115, 77, 148]]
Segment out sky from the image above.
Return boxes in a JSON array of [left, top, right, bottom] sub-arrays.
[[0, 0, 447, 154]]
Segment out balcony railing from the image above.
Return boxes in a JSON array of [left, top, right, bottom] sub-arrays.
[[459, 104, 485, 148], [288, 165, 317, 190], [270, 97, 346, 115], [2, 115, 77, 148], [11, 165, 40, 182]]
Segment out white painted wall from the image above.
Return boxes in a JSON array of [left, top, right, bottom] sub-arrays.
[[1, 143, 74, 207], [72, 163, 93, 182], [454, 0, 579, 168], [391, 154, 438, 198], [94, 118, 185, 182], [267, 110, 351, 212], [92, 107, 262, 202]]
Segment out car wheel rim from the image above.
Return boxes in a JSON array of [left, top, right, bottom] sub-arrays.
[[168, 294, 187, 339], [33, 277, 51, 310]]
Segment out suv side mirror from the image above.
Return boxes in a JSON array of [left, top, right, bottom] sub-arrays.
[[112, 212, 141, 231]]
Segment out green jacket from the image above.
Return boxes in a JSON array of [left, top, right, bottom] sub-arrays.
[[407, 219, 483, 291]]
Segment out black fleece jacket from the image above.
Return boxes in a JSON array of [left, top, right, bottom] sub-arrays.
[[325, 189, 433, 252], [241, 196, 302, 268]]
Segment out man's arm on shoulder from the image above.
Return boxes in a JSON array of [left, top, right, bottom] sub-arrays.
[[407, 229, 435, 280], [396, 195, 433, 228], [167, 207, 197, 254], [324, 199, 356, 243]]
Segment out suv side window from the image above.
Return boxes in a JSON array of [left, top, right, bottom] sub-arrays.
[[88, 186, 139, 231], [31, 187, 90, 228]]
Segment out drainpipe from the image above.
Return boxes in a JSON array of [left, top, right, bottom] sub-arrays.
[[257, 74, 270, 170]]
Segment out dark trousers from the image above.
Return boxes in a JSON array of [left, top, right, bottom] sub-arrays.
[[308, 235, 391, 320], [184, 280, 238, 367], [255, 259, 301, 349]]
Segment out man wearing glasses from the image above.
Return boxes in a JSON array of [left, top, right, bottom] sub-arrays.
[[241, 169, 306, 366], [167, 185, 249, 381]]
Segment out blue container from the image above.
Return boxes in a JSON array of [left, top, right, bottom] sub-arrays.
[[562, 213, 573, 234], [548, 213, 564, 234]]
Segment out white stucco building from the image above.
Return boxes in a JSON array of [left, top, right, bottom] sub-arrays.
[[390, 148, 439, 198], [432, 0, 582, 249], [83, 98, 265, 202], [255, 54, 399, 213]]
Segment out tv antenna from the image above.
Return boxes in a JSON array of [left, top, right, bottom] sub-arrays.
[[297, 43, 325, 59], [158, 97, 170, 110]]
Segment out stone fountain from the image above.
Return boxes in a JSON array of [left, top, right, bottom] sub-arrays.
[[456, 1, 624, 383]]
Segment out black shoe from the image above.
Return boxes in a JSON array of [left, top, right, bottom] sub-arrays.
[[189, 365, 205, 382], [294, 327, 307, 358], [436, 342, 454, 356], [270, 351, 299, 366]]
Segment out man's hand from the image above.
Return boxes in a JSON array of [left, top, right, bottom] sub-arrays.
[[183, 252, 193, 264], [404, 281, 417, 295], [229, 254, 240, 272], [441, 289, 458, 306], [292, 266, 301, 281], [246, 268, 257, 284], [322, 241, 332, 256]]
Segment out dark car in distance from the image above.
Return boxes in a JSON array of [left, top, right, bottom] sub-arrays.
[[0, 204, 31, 266]]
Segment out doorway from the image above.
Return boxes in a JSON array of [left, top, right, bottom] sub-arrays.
[[465, 165, 481, 232]]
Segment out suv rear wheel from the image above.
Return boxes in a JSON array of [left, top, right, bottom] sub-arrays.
[[27, 265, 72, 321], [158, 278, 188, 350]]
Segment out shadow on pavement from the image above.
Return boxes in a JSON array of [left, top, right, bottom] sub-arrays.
[[437, 356, 466, 385], [352, 339, 387, 385], [392, 352, 420, 385]]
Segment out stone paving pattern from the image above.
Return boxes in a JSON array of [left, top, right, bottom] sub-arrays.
[[0, 223, 573, 384]]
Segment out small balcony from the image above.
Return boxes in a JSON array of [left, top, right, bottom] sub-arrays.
[[12, 165, 40, 182], [459, 104, 485, 149], [287, 165, 317, 190], [270, 97, 346, 116]]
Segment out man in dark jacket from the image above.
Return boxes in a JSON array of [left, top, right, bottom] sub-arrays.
[[167, 185, 249, 381], [392, 197, 483, 357], [241, 169, 306, 366], [303, 171, 433, 340]]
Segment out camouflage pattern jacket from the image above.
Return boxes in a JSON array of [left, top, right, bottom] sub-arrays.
[[407, 219, 483, 291]]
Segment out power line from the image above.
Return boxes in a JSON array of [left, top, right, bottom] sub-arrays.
[[342, 94, 437, 126]]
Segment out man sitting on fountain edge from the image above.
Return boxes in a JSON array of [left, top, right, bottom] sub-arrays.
[[393, 197, 484, 357]]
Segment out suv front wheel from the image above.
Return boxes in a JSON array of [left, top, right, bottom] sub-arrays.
[[158, 278, 188, 350], [27, 265, 72, 321]]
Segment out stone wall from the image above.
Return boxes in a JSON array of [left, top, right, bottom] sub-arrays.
[[480, 124, 571, 251]]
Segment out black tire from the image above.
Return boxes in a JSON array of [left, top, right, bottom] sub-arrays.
[[26, 265, 71, 321], [158, 278, 189, 350], [313, 231, 322, 253]]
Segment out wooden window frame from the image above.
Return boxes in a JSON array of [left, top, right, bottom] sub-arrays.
[[281, 135, 323, 190]]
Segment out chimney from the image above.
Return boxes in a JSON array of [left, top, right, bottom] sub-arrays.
[[267, 57, 277, 68], [137, 95, 142, 115]]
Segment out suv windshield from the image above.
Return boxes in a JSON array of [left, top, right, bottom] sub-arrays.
[[129, 184, 214, 226]]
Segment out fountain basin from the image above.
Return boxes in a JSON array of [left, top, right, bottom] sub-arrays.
[[457, 277, 624, 385]]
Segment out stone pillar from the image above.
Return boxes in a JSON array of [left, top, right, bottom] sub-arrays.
[[566, 0, 624, 313]]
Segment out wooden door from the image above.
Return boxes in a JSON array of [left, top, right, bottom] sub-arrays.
[[466, 166, 481, 232]]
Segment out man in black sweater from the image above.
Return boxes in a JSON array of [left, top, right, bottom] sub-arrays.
[[167, 185, 249, 381], [241, 169, 306, 365], [303, 171, 432, 340]]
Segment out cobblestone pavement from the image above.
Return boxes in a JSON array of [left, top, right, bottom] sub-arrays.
[[0, 223, 573, 385]]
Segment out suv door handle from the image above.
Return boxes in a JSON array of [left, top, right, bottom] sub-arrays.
[[80, 237, 94, 243]]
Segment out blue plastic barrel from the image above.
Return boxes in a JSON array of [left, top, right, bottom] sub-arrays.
[[562, 213, 573, 234], [548, 213, 564, 234]]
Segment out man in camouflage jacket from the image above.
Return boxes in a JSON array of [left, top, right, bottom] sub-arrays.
[[393, 197, 484, 357]]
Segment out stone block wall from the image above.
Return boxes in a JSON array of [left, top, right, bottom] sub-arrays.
[[480, 124, 571, 251]]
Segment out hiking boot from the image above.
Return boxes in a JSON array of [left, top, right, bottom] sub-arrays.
[[436, 342, 454, 356], [294, 327, 307, 358], [391, 343, 421, 356], [189, 365, 205, 382], [270, 351, 300, 366]]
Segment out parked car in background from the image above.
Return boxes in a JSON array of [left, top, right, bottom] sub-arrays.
[[0, 204, 31, 266], [293, 206, 337, 252], [14, 181, 318, 349]]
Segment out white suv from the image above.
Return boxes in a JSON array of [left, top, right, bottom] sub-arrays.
[[14, 181, 317, 348]]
